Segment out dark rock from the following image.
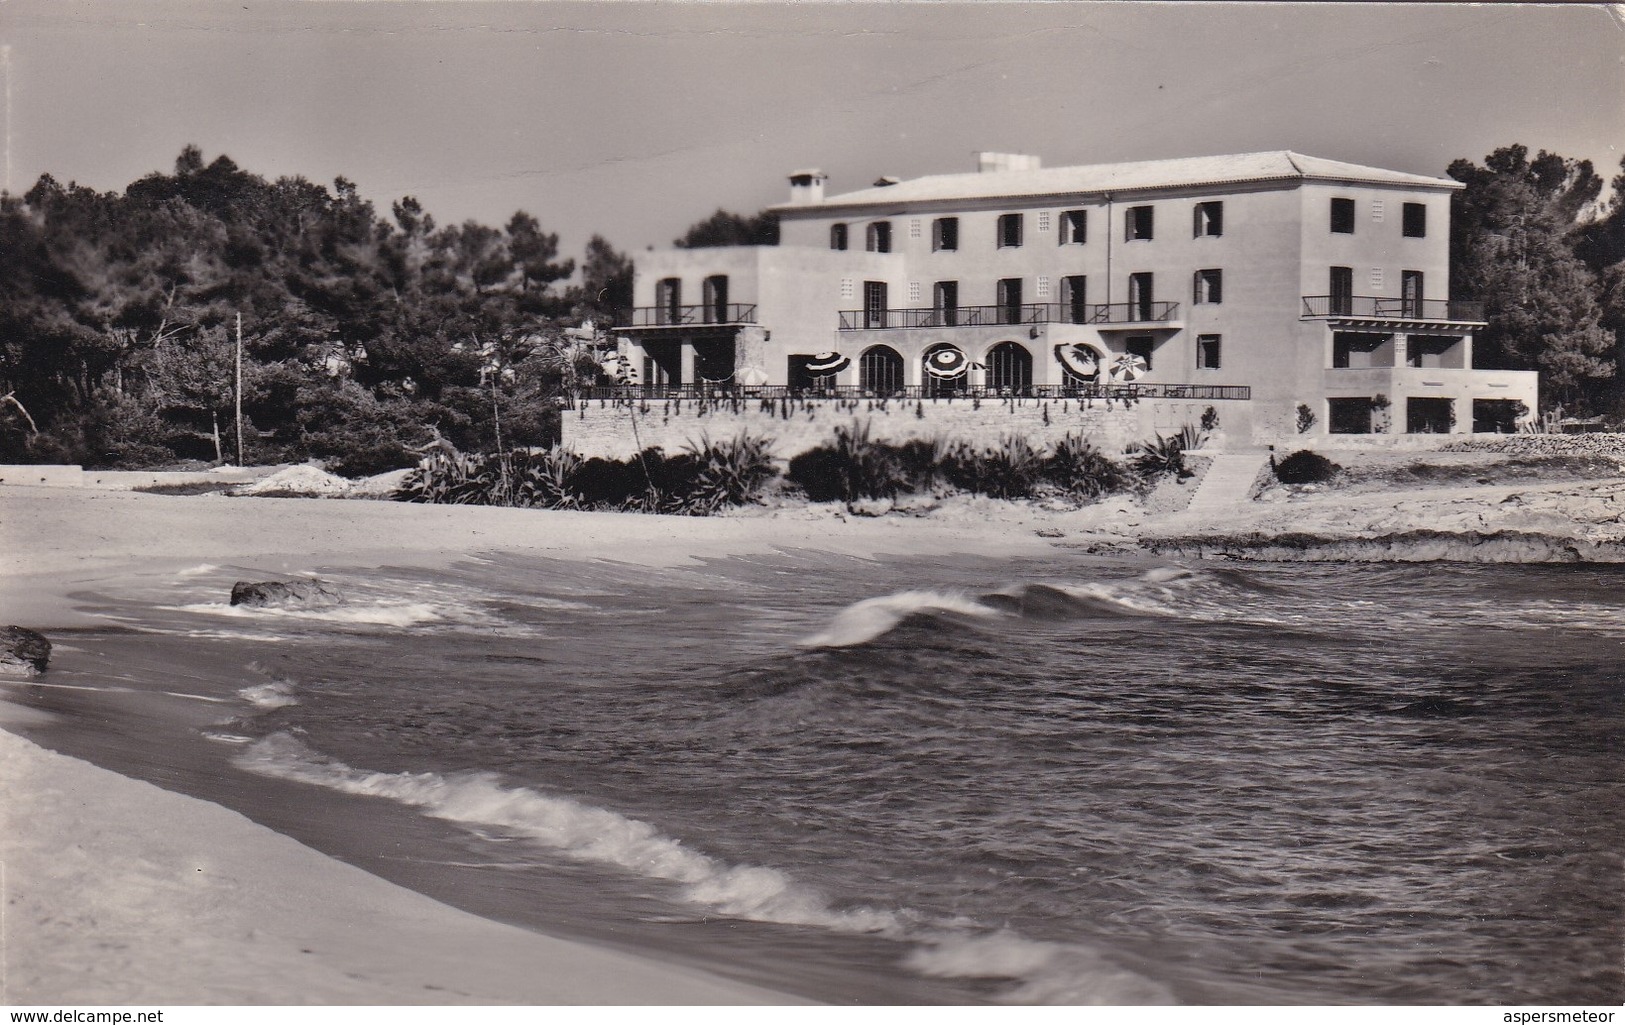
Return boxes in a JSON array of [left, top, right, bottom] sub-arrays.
[[0, 626, 51, 677], [230, 579, 345, 608]]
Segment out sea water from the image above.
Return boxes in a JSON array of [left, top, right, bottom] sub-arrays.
[[6, 549, 1621, 1004]]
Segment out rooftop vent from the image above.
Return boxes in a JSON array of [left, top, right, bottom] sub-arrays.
[[873, 176, 901, 187], [787, 168, 827, 205], [976, 152, 1042, 173]]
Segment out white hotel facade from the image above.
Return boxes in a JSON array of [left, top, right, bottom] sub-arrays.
[[611, 151, 1536, 438]]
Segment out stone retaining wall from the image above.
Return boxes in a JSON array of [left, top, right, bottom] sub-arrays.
[[563, 395, 1246, 460]]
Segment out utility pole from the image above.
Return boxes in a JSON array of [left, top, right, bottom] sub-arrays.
[[235, 312, 244, 466]]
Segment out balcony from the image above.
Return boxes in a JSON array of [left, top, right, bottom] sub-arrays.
[[838, 301, 1181, 331], [615, 304, 759, 329], [1301, 295, 1486, 324]]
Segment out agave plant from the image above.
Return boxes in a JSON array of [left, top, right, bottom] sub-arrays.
[[1046, 432, 1134, 499], [681, 433, 779, 514], [1132, 432, 1188, 480]]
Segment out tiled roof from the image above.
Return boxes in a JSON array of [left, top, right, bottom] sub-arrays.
[[775, 151, 1460, 212]]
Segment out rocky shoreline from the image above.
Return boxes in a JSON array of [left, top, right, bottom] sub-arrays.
[[1138, 528, 1625, 564]]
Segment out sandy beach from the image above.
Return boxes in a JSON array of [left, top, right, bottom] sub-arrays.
[[0, 483, 1085, 1006], [3, 465, 1623, 1006]]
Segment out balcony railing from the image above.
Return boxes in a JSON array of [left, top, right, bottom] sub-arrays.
[[838, 301, 1181, 330], [615, 303, 759, 328], [1301, 295, 1486, 322], [572, 382, 1250, 402]]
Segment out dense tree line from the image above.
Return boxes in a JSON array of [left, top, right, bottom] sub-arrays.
[[1449, 144, 1625, 414], [0, 146, 633, 472]]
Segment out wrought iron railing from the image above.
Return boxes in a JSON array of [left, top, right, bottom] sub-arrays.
[[838, 301, 1181, 330], [1301, 295, 1485, 322], [571, 382, 1250, 402], [614, 303, 759, 328]]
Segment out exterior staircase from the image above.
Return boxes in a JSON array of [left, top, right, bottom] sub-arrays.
[[1182, 450, 1272, 518]]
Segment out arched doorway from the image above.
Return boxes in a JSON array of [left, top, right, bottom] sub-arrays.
[[986, 341, 1033, 395], [859, 345, 905, 395]]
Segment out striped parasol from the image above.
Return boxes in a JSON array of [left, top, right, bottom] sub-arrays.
[[924, 347, 969, 379]]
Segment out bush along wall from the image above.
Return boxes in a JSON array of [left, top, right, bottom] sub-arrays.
[[398, 421, 1201, 515]]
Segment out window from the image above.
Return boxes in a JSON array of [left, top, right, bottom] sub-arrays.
[[998, 213, 1024, 248], [840, 278, 854, 301], [702, 275, 728, 323], [997, 278, 1023, 323], [909, 219, 922, 239], [1370, 267, 1385, 290], [1036, 275, 1051, 299], [986, 342, 1033, 395], [907, 281, 922, 304], [1128, 272, 1154, 320], [1330, 266, 1353, 315], [1403, 202, 1427, 238], [863, 281, 888, 328], [1193, 269, 1223, 305], [1194, 201, 1223, 237], [1197, 335, 1221, 370], [866, 221, 892, 253], [1401, 270, 1424, 317], [1407, 397, 1455, 435], [1331, 197, 1355, 234], [1061, 275, 1088, 323], [1060, 209, 1087, 244], [934, 281, 958, 326], [830, 223, 848, 251], [1037, 211, 1052, 233], [1126, 335, 1154, 370], [656, 278, 681, 324], [859, 345, 905, 395], [1371, 198, 1385, 223], [932, 217, 959, 252], [1126, 205, 1154, 241]]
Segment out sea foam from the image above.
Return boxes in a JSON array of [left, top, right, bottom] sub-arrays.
[[798, 590, 1006, 649], [234, 733, 901, 934]]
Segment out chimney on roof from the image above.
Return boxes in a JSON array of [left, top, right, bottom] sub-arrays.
[[977, 152, 1042, 173], [787, 169, 826, 205]]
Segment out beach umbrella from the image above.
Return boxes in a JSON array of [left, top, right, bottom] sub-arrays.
[[737, 365, 771, 386], [925, 348, 969, 379], [1054, 344, 1100, 379], [806, 351, 850, 374], [1110, 353, 1149, 383]]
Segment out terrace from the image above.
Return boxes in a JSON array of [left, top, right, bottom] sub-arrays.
[[838, 301, 1182, 331], [1301, 295, 1486, 325], [614, 304, 759, 329]]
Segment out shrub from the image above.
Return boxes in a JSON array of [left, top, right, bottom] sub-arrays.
[[787, 420, 909, 503], [1132, 433, 1187, 479], [513, 448, 584, 509], [1175, 422, 1209, 452], [681, 433, 779, 513], [1200, 406, 1220, 432], [945, 435, 1046, 499], [1274, 449, 1341, 484], [1045, 433, 1134, 499], [1296, 403, 1316, 434]]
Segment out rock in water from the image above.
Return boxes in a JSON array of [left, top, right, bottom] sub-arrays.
[[229, 580, 345, 608], [0, 626, 51, 677]]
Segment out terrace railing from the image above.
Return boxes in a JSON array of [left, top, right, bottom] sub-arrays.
[[614, 304, 759, 328], [572, 382, 1250, 403], [1301, 295, 1486, 322], [838, 301, 1180, 330]]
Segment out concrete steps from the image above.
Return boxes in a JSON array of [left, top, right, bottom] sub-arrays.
[[1184, 450, 1272, 515]]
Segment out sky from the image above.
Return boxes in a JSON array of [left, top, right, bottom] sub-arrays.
[[4, 1, 1622, 266]]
